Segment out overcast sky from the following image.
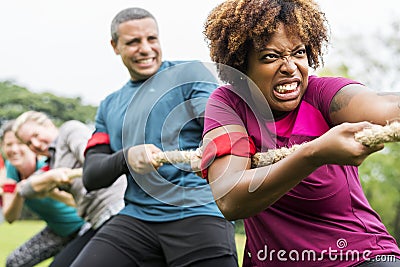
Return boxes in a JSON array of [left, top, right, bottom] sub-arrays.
[[1, 0, 399, 105]]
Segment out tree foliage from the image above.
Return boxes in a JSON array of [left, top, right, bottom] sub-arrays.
[[359, 144, 400, 242], [323, 21, 400, 92], [0, 80, 97, 126], [319, 20, 400, 243]]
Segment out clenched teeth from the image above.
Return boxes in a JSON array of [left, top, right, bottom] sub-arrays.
[[275, 82, 298, 93]]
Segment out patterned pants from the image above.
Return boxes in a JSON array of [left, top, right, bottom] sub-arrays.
[[6, 226, 75, 267]]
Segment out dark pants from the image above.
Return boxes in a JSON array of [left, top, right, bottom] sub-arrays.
[[50, 226, 97, 267], [70, 214, 238, 267]]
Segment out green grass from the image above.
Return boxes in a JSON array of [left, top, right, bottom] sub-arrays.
[[0, 220, 246, 266], [0, 220, 52, 267], [235, 232, 246, 266]]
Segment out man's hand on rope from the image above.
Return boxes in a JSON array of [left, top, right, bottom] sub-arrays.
[[127, 144, 163, 174]]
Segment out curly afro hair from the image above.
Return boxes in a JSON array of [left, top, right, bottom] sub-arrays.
[[204, 0, 330, 84]]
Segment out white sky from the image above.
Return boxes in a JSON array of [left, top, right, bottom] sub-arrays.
[[0, 0, 399, 105]]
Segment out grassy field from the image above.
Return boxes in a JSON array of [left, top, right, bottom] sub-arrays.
[[0, 220, 53, 267], [0, 220, 246, 266]]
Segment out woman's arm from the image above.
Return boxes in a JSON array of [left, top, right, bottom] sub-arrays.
[[23, 168, 74, 196], [2, 180, 25, 223], [204, 123, 383, 220], [47, 188, 76, 207], [330, 84, 400, 125]]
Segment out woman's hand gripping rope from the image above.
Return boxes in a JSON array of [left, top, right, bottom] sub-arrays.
[[151, 121, 400, 170]]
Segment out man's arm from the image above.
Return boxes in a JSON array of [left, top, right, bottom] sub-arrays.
[[83, 144, 129, 191]]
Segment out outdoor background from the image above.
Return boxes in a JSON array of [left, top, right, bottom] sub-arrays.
[[1, 0, 400, 266], [1, 0, 399, 105]]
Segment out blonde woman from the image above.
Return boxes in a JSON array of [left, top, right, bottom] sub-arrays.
[[1, 120, 84, 267], [13, 111, 126, 267]]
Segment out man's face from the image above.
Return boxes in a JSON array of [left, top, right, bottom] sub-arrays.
[[111, 17, 162, 82]]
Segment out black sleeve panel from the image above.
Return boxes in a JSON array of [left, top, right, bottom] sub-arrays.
[[83, 144, 129, 191]]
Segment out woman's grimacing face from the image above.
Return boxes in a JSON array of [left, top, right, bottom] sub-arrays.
[[246, 23, 309, 117]]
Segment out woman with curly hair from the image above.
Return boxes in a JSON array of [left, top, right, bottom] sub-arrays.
[[202, 0, 400, 266]]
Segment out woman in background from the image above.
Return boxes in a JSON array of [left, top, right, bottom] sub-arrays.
[[12, 111, 126, 267], [1, 120, 85, 267]]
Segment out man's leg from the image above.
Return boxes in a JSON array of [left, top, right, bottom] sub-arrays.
[[70, 214, 167, 267], [158, 215, 238, 267], [50, 226, 96, 267]]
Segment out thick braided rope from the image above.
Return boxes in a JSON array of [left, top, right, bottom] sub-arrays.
[[68, 168, 83, 180], [153, 122, 400, 168], [354, 121, 400, 146], [153, 148, 203, 164]]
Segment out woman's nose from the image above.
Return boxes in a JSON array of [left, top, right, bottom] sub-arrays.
[[279, 56, 297, 75], [10, 143, 20, 152]]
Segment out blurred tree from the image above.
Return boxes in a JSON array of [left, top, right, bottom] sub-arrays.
[[318, 19, 400, 243], [323, 20, 400, 91], [0, 80, 97, 127], [359, 144, 400, 242]]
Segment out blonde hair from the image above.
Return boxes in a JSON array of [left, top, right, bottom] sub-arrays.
[[12, 111, 52, 138]]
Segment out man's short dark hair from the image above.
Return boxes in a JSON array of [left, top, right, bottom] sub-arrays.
[[111, 7, 156, 43]]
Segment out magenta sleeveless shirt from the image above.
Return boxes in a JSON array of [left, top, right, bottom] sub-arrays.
[[203, 75, 400, 266]]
